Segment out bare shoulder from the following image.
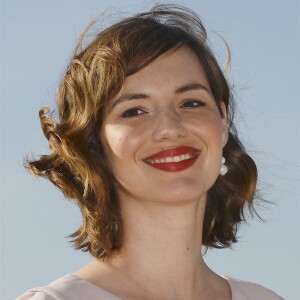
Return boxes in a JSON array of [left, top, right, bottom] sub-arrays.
[[73, 260, 128, 299], [73, 260, 121, 292]]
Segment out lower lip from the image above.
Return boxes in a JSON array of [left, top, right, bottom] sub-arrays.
[[145, 152, 200, 172]]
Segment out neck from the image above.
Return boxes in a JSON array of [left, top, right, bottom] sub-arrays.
[[108, 193, 213, 299]]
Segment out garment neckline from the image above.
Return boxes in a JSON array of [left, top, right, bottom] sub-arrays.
[[69, 274, 233, 300], [220, 275, 234, 299], [68, 274, 122, 299]]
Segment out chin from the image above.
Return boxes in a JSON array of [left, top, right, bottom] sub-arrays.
[[153, 183, 207, 205]]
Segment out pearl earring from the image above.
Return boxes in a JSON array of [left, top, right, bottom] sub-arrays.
[[219, 156, 228, 176]]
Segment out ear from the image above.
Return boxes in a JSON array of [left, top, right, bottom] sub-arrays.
[[220, 102, 228, 148]]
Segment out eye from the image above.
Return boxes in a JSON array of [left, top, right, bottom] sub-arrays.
[[121, 108, 145, 118], [181, 99, 205, 108]]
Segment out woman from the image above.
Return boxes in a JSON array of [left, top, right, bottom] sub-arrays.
[[17, 4, 283, 300]]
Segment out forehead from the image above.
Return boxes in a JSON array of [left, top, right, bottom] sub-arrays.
[[119, 46, 209, 94]]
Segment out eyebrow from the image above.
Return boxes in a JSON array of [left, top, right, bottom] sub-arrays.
[[175, 82, 211, 94], [111, 93, 149, 109], [111, 82, 211, 109]]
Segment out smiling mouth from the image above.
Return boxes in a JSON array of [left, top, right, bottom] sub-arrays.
[[143, 146, 200, 172], [145, 151, 199, 164]]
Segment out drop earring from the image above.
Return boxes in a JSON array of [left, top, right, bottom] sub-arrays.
[[219, 156, 228, 176]]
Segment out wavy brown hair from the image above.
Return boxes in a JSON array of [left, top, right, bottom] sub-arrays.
[[25, 4, 258, 258]]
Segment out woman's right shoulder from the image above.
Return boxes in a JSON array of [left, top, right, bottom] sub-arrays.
[[16, 274, 121, 300], [16, 275, 75, 300], [16, 289, 58, 300]]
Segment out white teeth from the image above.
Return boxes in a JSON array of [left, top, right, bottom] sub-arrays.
[[147, 152, 198, 164], [174, 156, 181, 162]]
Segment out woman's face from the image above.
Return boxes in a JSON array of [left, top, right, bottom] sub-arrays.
[[100, 47, 227, 204]]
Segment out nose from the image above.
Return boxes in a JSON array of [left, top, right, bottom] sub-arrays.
[[152, 110, 187, 141]]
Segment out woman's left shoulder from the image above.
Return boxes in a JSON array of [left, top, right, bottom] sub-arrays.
[[221, 276, 284, 300]]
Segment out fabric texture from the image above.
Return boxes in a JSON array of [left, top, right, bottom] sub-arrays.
[[16, 274, 284, 300], [222, 276, 284, 300]]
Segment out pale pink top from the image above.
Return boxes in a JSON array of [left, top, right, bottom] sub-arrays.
[[16, 274, 284, 300]]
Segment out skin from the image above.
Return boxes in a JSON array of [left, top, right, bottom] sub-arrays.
[[75, 47, 231, 300]]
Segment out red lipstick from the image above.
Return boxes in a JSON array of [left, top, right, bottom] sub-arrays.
[[144, 146, 200, 172]]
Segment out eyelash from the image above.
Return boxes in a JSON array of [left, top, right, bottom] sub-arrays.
[[121, 108, 145, 118], [180, 99, 205, 108], [121, 100, 205, 118]]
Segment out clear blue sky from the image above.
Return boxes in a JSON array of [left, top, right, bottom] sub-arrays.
[[1, 1, 299, 299]]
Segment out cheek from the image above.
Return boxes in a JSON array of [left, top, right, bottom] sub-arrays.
[[101, 123, 144, 160], [189, 113, 224, 145]]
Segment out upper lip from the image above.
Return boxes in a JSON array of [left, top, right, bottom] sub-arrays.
[[144, 146, 200, 161]]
